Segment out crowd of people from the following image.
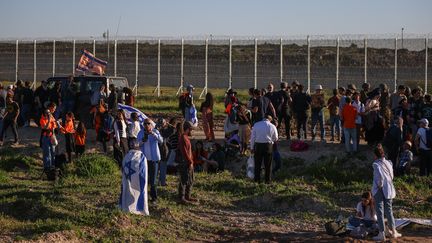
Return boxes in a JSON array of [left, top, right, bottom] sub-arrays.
[[2, 78, 431, 240]]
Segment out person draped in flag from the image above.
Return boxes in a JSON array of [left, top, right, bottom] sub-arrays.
[[119, 140, 149, 216]]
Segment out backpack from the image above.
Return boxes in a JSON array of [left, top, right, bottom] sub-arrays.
[[45, 167, 60, 181], [229, 105, 238, 124], [290, 140, 309, 152], [324, 221, 346, 236], [424, 127, 432, 149], [103, 113, 114, 134], [179, 93, 188, 111]]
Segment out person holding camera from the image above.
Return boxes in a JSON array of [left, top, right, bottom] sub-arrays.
[[140, 118, 163, 204], [39, 103, 58, 170]]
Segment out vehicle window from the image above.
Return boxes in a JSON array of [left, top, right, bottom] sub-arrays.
[[110, 78, 128, 88], [77, 78, 104, 94]]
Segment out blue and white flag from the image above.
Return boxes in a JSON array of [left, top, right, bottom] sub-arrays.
[[118, 103, 153, 142], [119, 149, 149, 215]]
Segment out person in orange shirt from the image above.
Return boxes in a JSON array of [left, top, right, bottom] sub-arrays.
[[40, 103, 58, 170], [341, 97, 358, 153], [75, 121, 87, 157], [60, 112, 76, 163]]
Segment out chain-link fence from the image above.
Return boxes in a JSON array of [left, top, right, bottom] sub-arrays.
[[0, 36, 430, 95]]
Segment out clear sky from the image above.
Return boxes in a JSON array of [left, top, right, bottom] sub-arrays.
[[0, 0, 431, 39]]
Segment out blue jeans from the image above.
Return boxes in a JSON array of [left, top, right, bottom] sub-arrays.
[[374, 188, 395, 232], [329, 115, 341, 139], [158, 160, 167, 186], [147, 160, 159, 201], [311, 110, 325, 140], [20, 104, 32, 125], [42, 136, 56, 169], [349, 216, 375, 228], [343, 128, 357, 152]]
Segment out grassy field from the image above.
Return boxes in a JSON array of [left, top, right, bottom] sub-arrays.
[[0, 143, 431, 241]]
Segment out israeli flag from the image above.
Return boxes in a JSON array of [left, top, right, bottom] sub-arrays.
[[120, 149, 149, 215], [118, 103, 153, 142]]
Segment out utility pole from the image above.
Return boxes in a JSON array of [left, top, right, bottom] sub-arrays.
[[401, 28, 404, 49]]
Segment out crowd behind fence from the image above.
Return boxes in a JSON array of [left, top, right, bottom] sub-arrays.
[[0, 36, 430, 97]]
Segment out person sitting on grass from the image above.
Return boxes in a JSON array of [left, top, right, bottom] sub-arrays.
[[192, 140, 209, 172], [74, 121, 86, 157], [201, 142, 225, 173], [349, 191, 377, 228]]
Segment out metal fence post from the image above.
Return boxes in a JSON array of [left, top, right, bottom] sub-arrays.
[[199, 38, 208, 99], [72, 40, 76, 75], [280, 38, 283, 83], [364, 38, 367, 83], [15, 40, 18, 83], [33, 40, 37, 89], [254, 38, 257, 89], [135, 39, 138, 96], [52, 40, 56, 76], [336, 37, 339, 89], [426, 37, 428, 94], [394, 38, 398, 92], [93, 39, 96, 56], [155, 39, 160, 97], [176, 38, 184, 96], [114, 39, 117, 77], [307, 36, 311, 92], [229, 38, 232, 90]]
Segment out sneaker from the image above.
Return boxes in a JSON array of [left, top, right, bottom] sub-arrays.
[[177, 198, 191, 205], [390, 229, 402, 238], [372, 231, 386, 241]]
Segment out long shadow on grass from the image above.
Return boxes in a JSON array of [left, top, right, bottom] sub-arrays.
[[0, 189, 69, 222]]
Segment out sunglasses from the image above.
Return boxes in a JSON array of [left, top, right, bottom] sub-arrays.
[[144, 122, 151, 125]]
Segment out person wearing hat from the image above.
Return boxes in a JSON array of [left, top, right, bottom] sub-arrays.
[[415, 118, 432, 176], [177, 121, 197, 204], [364, 88, 384, 146], [360, 83, 371, 104], [310, 84, 326, 142], [396, 140, 413, 176], [179, 84, 194, 120], [224, 88, 238, 108]]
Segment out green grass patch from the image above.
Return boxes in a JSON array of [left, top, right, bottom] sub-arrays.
[[74, 154, 119, 178]]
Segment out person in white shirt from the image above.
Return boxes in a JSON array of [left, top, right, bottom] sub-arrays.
[[372, 144, 402, 241], [415, 118, 432, 176], [128, 112, 141, 149], [113, 109, 129, 166], [348, 191, 377, 228], [352, 92, 365, 145], [250, 115, 278, 184]]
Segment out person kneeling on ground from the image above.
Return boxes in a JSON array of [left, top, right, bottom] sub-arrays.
[[349, 191, 377, 228], [192, 140, 208, 172], [201, 142, 225, 173]]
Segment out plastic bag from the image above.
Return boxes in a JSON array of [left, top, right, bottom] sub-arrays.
[[246, 156, 254, 179]]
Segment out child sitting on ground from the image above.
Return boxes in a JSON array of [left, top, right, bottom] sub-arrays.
[[349, 191, 377, 228], [397, 141, 413, 176]]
